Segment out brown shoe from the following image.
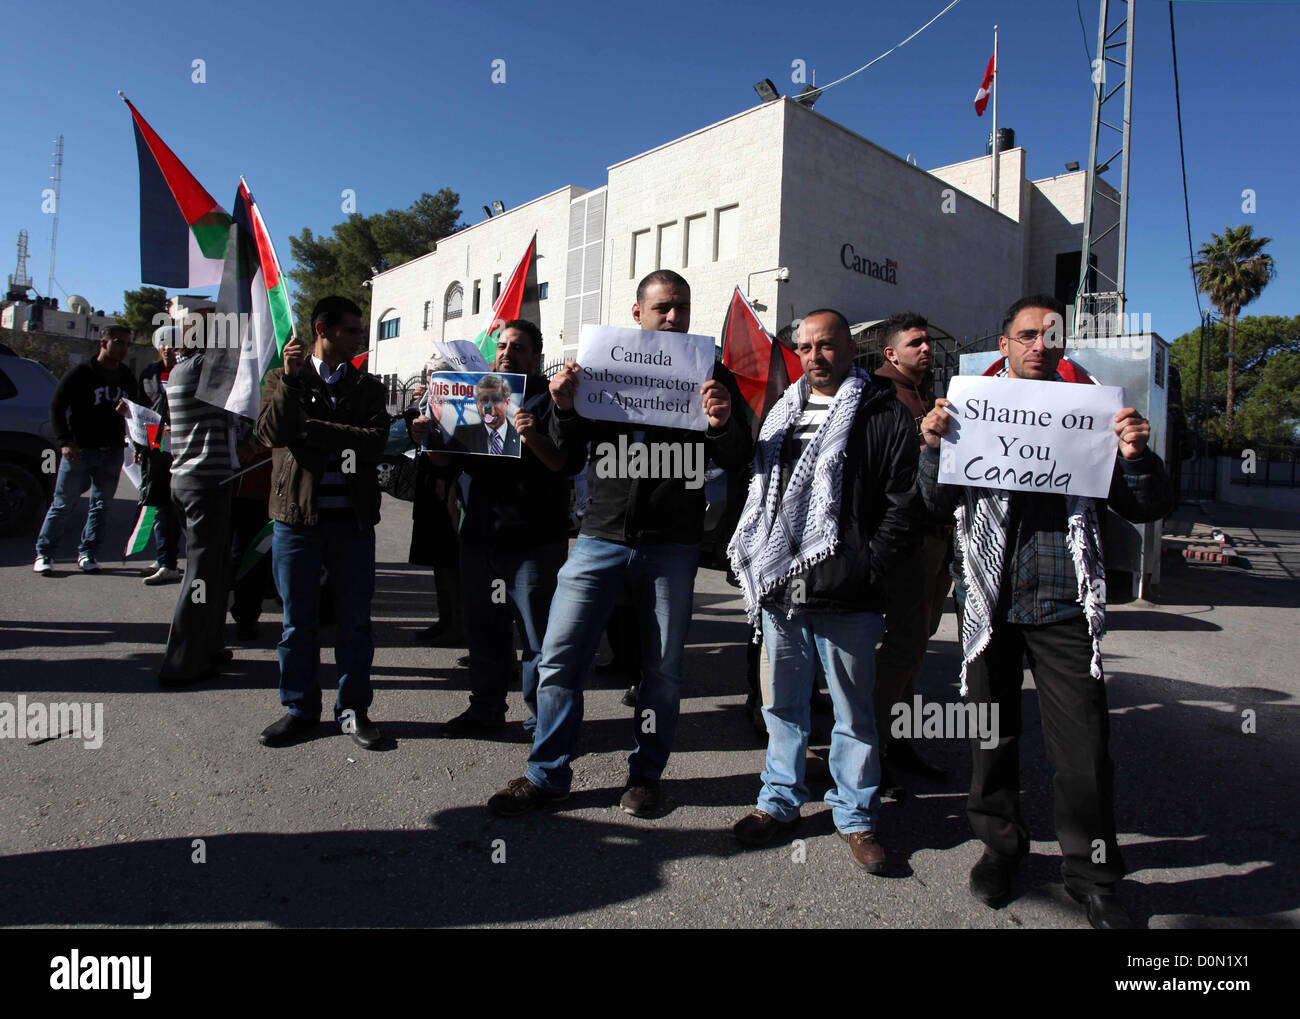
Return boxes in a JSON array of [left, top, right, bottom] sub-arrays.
[[839, 829, 887, 873], [488, 776, 569, 816], [733, 810, 799, 847]]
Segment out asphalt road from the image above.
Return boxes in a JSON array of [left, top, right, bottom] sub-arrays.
[[1, 486, 1297, 929]]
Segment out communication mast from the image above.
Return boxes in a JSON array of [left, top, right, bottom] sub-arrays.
[[1076, 1, 1135, 332], [48, 134, 64, 298], [7, 230, 33, 301]]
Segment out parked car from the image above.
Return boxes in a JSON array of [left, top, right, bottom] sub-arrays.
[[0, 353, 59, 536]]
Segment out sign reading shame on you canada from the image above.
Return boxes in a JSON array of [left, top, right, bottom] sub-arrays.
[[939, 375, 1123, 499], [575, 324, 714, 431]]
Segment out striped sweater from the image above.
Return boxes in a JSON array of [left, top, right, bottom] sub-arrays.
[[167, 354, 236, 487]]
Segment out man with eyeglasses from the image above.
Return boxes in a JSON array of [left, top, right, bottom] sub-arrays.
[[453, 374, 521, 456], [35, 325, 139, 574], [917, 294, 1174, 929]]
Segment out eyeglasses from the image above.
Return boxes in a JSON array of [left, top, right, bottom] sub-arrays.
[[1008, 330, 1060, 346]]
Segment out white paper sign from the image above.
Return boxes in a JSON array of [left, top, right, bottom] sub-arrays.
[[938, 375, 1123, 499], [433, 340, 490, 374], [575, 324, 714, 431]]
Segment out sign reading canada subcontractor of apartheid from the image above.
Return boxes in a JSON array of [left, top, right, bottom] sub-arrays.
[[575, 324, 714, 431], [938, 375, 1123, 499]]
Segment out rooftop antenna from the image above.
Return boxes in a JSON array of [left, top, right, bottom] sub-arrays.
[[8, 229, 33, 299], [47, 134, 64, 298]]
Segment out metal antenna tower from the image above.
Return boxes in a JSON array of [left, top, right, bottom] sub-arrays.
[[8, 230, 33, 296], [1076, 0, 1135, 331], [47, 134, 64, 298]]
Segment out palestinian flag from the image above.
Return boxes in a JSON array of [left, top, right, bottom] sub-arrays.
[[236, 519, 274, 580], [121, 93, 230, 288], [195, 178, 294, 421], [721, 286, 803, 437], [125, 506, 158, 558], [473, 233, 537, 361]]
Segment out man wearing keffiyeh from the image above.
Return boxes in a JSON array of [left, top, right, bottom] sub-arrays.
[[727, 309, 922, 874], [918, 294, 1174, 929]]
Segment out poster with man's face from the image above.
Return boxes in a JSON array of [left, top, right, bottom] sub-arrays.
[[426, 371, 527, 457]]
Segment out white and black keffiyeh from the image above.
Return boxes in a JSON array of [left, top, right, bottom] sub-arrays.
[[953, 366, 1107, 694], [727, 367, 868, 636]]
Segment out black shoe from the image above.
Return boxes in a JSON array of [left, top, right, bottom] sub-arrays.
[[488, 776, 570, 816], [340, 710, 382, 750], [259, 712, 320, 747], [158, 668, 217, 688], [210, 648, 234, 665], [455, 654, 471, 668], [969, 849, 1019, 908], [443, 709, 506, 739], [1067, 887, 1136, 930], [620, 684, 639, 708], [619, 777, 662, 817], [886, 738, 949, 781]]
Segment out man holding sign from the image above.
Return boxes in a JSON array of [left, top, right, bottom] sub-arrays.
[[918, 294, 1174, 929], [488, 270, 751, 818]]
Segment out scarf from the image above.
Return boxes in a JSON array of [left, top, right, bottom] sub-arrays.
[[953, 367, 1107, 694], [727, 366, 868, 636]]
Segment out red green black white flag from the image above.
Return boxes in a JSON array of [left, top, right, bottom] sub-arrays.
[[721, 286, 803, 438]]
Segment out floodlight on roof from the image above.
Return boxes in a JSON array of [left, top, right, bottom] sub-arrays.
[[1065, 161, 1080, 172], [793, 85, 819, 109], [491, 200, 505, 215], [482, 205, 493, 218], [753, 79, 779, 103]]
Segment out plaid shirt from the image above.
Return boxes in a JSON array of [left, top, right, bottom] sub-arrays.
[[919, 449, 1082, 625]]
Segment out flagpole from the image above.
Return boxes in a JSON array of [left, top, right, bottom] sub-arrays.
[[990, 25, 999, 212]]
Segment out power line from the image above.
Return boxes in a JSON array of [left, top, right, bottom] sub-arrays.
[[1075, 0, 1093, 64], [1168, 1, 1203, 319], [796, 0, 966, 102]]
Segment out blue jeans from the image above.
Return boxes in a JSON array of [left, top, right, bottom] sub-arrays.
[[758, 607, 886, 833], [151, 500, 181, 570], [34, 448, 122, 559], [526, 536, 699, 793], [271, 518, 376, 719], [460, 535, 566, 730]]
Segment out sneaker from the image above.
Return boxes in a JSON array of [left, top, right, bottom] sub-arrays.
[[77, 555, 100, 572], [619, 777, 662, 817], [839, 830, 888, 874], [142, 566, 182, 586], [33, 556, 53, 574], [733, 809, 799, 847], [488, 776, 569, 816]]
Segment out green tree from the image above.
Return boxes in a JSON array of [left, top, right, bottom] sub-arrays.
[[118, 286, 170, 344], [286, 189, 461, 335], [1191, 225, 1277, 429], [1170, 314, 1300, 448]]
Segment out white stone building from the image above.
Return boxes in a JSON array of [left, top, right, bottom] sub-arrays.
[[367, 98, 1116, 388]]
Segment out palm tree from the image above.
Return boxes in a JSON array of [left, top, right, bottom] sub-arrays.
[[1192, 225, 1277, 429]]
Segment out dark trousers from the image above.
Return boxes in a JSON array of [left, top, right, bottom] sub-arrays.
[[161, 483, 233, 679], [460, 535, 566, 727], [229, 498, 272, 625], [964, 613, 1125, 895]]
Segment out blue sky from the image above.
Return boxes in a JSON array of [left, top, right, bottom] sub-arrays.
[[2, 0, 1296, 342]]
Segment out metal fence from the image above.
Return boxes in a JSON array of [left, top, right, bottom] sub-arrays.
[[1230, 444, 1300, 488]]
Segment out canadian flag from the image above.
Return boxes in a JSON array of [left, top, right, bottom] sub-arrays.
[[974, 53, 995, 116]]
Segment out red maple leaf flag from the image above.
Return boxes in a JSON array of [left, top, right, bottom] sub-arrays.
[[974, 53, 995, 116]]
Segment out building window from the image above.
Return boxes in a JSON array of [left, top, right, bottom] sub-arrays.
[[492, 274, 502, 302], [445, 282, 463, 321], [379, 317, 400, 340], [472, 280, 481, 316], [538, 282, 549, 300], [632, 229, 653, 280], [422, 301, 431, 330], [657, 221, 681, 270], [714, 204, 739, 261], [685, 214, 708, 267]]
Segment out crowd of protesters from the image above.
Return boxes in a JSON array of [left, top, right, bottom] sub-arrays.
[[29, 272, 1174, 929]]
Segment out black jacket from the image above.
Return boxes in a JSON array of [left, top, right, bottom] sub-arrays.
[[550, 361, 752, 547], [760, 375, 923, 616]]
